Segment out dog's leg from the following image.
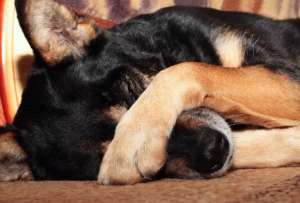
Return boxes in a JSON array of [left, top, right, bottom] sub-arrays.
[[233, 126, 300, 168], [99, 62, 300, 185]]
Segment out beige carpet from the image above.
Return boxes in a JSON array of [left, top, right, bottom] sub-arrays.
[[0, 167, 299, 203]]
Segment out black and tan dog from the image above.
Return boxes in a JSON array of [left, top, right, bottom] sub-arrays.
[[0, 0, 300, 184]]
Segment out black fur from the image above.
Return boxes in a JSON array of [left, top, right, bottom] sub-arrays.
[[10, 6, 300, 180], [0, 125, 16, 134]]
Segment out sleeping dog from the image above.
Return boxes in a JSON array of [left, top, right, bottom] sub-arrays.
[[0, 0, 299, 184]]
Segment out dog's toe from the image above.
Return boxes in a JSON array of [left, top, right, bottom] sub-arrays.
[[0, 161, 33, 181], [98, 116, 168, 185]]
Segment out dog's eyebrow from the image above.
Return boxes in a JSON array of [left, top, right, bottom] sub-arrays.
[[102, 105, 127, 123]]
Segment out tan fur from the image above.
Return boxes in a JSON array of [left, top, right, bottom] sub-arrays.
[[99, 62, 300, 185], [233, 126, 300, 168], [99, 63, 209, 184], [0, 132, 33, 181], [17, 0, 96, 64], [0, 133, 26, 161], [176, 113, 206, 129], [100, 141, 111, 154], [102, 105, 127, 123], [214, 31, 244, 67], [164, 158, 201, 179], [203, 67, 300, 127]]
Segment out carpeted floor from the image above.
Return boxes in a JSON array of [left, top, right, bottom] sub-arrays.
[[0, 167, 299, 203]]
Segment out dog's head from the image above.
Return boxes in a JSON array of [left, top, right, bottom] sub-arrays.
[[0, 0, 118, 181]]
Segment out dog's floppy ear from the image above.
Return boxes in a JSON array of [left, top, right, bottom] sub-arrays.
[[15, 0, 97, 65]]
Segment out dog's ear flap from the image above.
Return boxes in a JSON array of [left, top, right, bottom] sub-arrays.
[[15, 0, 97, 65]]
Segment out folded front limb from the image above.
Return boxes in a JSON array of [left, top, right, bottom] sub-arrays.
[[99, 62, 300, 185]]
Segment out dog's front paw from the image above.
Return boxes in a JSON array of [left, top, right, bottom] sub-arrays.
[[98, 110, 172, 185], [0, 132, 33, 181], [0, 161, 33, 181]]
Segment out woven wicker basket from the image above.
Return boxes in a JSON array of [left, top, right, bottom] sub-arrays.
[[1, 0, 33, 125]]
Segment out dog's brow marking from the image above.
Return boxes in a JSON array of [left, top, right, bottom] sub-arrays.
[[214, 31, 244, 68], [103, 105, 127, 122]]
